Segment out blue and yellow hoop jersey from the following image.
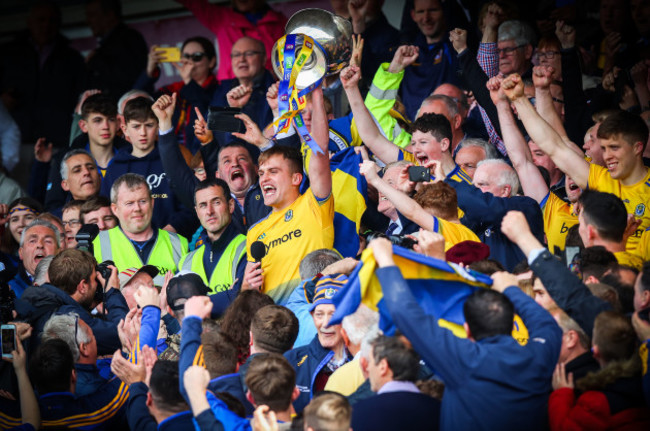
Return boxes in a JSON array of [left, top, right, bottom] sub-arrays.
[[247, 190, 335, 305], [541, 192, 578, 254], [588, 164, 650, 252]]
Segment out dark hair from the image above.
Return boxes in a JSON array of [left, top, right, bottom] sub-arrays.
[[29, 339, 74, 394], [412, 113, 453, 144], [601, 266, 637, 314], [597, 110, 649, 151], [592, 311, 636, 363], [245, 353, 296, 412], [123, 96, 156, 124], [201, 331, 238, 378], [214, 392, 246, 418], [220, 290, 274, 364], [193, 178, 232, 206], [79, 195, 113, 222], [578, 190, 627, 243], [182, 36, 217, 61], [371, 335, 420, 382], [580, 246, 618, 281], [149, 360, 188, 413], [1, 197, 44, 254], [250, 305, 299, 354], [62, 199, 85, 213], [463, 289, 514, 340], [258, 146, 303, 175], [81, 93, 117, 119], [216, 141, 255, 166], [468, 259, 505, 276], [565, 224, 584, 249], [49, 249, 96, 295]]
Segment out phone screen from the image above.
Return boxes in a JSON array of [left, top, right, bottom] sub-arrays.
[[1, 328, 15, 355]]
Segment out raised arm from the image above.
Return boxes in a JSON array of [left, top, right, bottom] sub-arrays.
[[341, 66, 400, 163], [503, 74, 590, 189], [359, 160, 433, 231], [487, 76, 549, 203], [308, 86, 332, 200]]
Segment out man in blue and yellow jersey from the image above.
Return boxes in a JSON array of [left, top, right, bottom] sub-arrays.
[[243, 87, 333, 305], [177, 178, 246, 315], [340, 65, 472, 185], [93, 173, 188, 286], [505, 74, 650, 254]]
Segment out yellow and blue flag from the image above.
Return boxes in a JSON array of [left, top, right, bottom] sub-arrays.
[[329, 148, 368, 257], [329, 245, 494, 337]]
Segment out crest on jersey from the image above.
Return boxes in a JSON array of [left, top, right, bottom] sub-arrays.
[[635, 204, 646, 217], [258, 233, 266, 240], [285, 210, 293, 222]]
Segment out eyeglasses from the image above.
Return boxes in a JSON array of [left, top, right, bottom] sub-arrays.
[[231, 50, 262, 59], [535, 51, 560, 60], [182, 52, 206, 62], [497, 44, 526, 56], [62, 219, 81, 228]]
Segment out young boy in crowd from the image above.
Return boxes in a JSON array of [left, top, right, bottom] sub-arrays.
[[101, 97, 197, 238]]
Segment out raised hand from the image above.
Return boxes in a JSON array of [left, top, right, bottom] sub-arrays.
[[74, 89, 101, 115], [340, 65, 362, 90], [501, 74, 525, 101], [146, 45, 166, 77], [486, 75, 508, 106], [152, 93, 177, 131], [266, 82, 280, 115], [226, 84, 253, 108], [449, 28, 468, 54], [484, 3, 504, 31], [350, 34, 365, 68], [358, 160, 380, 183], [232, 113, 267, 147], [532, 65, 555, 90], [193, 107, 213, 145], [490, 271, 520, 293], [388, 45, 419, 73], [555, 20, 575, 49], [242, 261, 264, 291], [134, 285, 160, 309], [183, 295, 213, 320], [552, 362, 574, 390], [172, 60, 193, 85]]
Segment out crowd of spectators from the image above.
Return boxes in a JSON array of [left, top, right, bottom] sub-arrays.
[[1, 0, 650, 429]]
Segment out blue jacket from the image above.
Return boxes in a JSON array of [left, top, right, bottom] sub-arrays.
[[350, 391, 441, 431], [530, 249, 611, 338], [126, 381, 195, 431], [378, 265, 562, 431], [284, 335, 351, 413], [210, 70, 275, 146], [402, 33, 461, 120], [24, 283, 129, 356], [100, 145, 198, 239], [179, 316, 254, 416], [75, 363, 108, 397], [157, 131, 270, 234], [8, 267, 30, 299], [447, 180, 545, 271], [38, 377, 129, 430]]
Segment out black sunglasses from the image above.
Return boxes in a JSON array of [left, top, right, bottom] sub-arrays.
[[183, 52, 206, 62]]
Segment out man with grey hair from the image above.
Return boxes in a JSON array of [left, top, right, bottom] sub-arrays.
[[454, 138, 498, 179], [443, 158, 544, 271], [325, 306, 380, 396], [42, 312, 105, 396], [33, 255, 55, 286], [56, 149, 101, 217], [9, 219, 61, 298], [92, 173, 187, 285], [450, 19, 535, 157], [549, 308, 599, 383]]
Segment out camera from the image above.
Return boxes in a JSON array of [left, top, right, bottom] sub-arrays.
[[94, 260, 115, 304], [364, 231, 417, 250], [75, 224, 100, 254]]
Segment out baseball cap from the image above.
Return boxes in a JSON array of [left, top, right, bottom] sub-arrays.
[[118, 265, 159, 290], [309, 274, 348, 312], [166, 271, 209, 311]]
